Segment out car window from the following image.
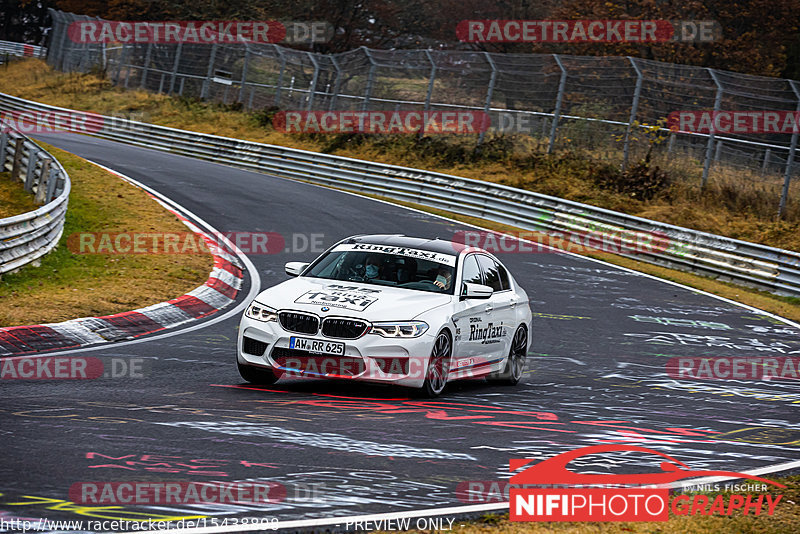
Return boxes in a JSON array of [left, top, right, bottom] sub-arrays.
[[476, 255, 508, 292], [461, 255, 483, 286]]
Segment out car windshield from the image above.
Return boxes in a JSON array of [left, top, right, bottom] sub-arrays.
[[304, 244, 458, 294]]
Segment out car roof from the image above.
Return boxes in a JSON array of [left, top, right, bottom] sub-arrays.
[[342, 234, 477, 255]]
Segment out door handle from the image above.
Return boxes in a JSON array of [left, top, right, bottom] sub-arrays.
[[485, 304, 493, 312]]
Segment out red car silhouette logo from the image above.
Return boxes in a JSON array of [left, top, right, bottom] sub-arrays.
[[510, 444, 785, 488]]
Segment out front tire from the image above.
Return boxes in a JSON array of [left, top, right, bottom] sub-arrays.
[[420, 331, 452, 397], [238, 361, 280, 385], [490, 325, 527, 385]]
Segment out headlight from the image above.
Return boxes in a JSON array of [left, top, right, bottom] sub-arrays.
[[370, 321, 429, 338], [245, 302, 278, 322]]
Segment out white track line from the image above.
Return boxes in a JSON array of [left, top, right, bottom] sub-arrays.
[[10, 158, 261, 358]]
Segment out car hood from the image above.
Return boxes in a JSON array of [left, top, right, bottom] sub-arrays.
[[254, 277, 453, 321]]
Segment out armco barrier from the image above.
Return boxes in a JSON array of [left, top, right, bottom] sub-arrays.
[[0, 40, 45, 59], [0, 128, 69, 274], [1, 91, 798, 296]]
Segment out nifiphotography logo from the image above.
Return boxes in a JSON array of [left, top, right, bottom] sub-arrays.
[[509, 445, 785, 522]]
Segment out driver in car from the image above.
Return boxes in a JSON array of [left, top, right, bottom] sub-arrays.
[[365, 254, 383, 280], [433, 266, 453, 290]]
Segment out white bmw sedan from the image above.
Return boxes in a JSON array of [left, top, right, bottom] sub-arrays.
[[237, 234, 532, 397]]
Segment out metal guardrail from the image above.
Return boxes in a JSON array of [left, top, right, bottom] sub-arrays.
[[0, 128, 70, 275], [0, 40, 46, 60], [1, 90, 798, 296]]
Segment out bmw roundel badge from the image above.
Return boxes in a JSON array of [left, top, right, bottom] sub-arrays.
[[321, 306, 330, 312]]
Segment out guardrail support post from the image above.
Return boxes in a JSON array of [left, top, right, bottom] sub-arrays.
[[306, 52, 320, 111], [702, 68, 723, 188], [169, 42, 182, 94], [548, 54, 567, 155], [24, 149, 38, 191], [477, 52, 497, 146], [622, 57, 643, 171], [140, 41, 153, 89], [762, 148, 771, 175], [36, 157, 51, 202], [33, 159, 50, 204], [11, 139, 24, 182], [201, 43, 218, 100], [362, 47, 376, 112], [0, 131, 8, 170], [238, 44, 251, 104], [779, 80, 800, 218]]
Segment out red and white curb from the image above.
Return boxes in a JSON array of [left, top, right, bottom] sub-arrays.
[[0, 164, 248, 355]]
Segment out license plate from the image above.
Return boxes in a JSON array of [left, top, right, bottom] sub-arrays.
[[289, 337, 345, 356]]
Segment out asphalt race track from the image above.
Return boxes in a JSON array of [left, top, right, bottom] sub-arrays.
[[1, 132, 799, 531]]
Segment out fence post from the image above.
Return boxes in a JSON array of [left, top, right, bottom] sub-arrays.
[[362, 47, 376, 112], [201, 43, 218, 100], [702, 68, 723, 188], [113, 43, 128, 84], [169, 42, 182, 94], [56, 11, 69, 70], [548, 54, 567, 155], [778, 80, 800, 218], [622, 57, 643, 171], [140, 41, 153, 89], [238, 43, 251, 104], [424, 50, 437, 112], [762, 149, 771, 175], [274, 45, 286, 107], [329, 55, 343, 111], [306, 52, 320, 111], [477, 52, 497, 146]]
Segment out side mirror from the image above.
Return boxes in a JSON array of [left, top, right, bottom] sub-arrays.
[[285, 262, 310, 277], [460, 282, 493, 300]]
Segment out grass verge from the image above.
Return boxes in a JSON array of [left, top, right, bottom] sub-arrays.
[[0, 171, 38, 218], [0, 143, 212, 327]]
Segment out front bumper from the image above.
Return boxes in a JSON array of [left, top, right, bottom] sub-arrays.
[[237, 315, 435, 388]]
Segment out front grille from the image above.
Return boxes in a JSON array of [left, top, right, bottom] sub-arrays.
[[271, 347, 365, 376], [321, 318, 369, 339], [279, 311, 319, 334], [243, 336, 268, 356]]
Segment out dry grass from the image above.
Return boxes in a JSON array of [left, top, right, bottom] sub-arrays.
[[0, 171, 38, 217], [0, 143, 213, 326]]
